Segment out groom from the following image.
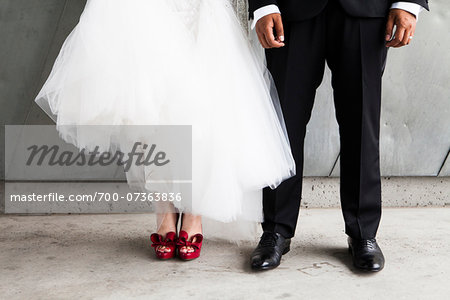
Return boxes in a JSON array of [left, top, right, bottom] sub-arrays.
[[249, 0, 429, 272]]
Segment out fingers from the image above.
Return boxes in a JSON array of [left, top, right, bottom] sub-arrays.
[[264, 28, 277, 48], [385, 14, 395, 42], [274, 15, 285, 43], [405, 25, 416, 46], [255, 13, 285, 49], [266, 15, 285, 47], [387, 27, 406, 48], [403, 28, 413, 46], [257, 31, 270, 49], [386, 9, 417, 48]]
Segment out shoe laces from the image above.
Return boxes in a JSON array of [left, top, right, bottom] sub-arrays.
[[360, 239, 377, 250], [259, 232, 279, 248]]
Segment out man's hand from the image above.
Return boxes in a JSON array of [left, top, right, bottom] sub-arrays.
[[385, 9, 417, 48], [255, 13, 285, 49]]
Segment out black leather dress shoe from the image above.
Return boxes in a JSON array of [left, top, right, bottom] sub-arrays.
[[251, 232, 291, 271], [348, 237, 385, 272]]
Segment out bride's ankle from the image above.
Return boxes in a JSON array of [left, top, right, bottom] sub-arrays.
[[180, 214, 202, 235], [157, 226, 177, 236], [156, 212, 179, 235]]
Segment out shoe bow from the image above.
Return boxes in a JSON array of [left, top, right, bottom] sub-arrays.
[[176, 232, 203, 250], [150, 233, 176, 248]]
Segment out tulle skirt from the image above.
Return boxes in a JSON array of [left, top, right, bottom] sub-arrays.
[[35, 0, 295, 225]]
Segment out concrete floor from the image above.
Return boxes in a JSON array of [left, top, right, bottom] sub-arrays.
[[1, 208, 449, 299]]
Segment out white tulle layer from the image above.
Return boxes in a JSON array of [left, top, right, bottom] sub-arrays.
[[35, 0, 295, 224]]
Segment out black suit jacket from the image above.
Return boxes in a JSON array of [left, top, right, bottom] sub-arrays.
[[248, 0, 429, 21]]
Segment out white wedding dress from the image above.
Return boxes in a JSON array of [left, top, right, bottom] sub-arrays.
[[35, 0, 295, 228]]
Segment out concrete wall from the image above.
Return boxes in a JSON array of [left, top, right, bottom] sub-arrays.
[[1, 0, 449, 179]]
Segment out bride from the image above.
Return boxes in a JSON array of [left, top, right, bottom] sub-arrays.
[[35, 0, 295, 261]]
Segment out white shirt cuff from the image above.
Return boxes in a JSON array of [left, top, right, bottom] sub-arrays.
[[391, 2, 423, 20], [250, 5, 281, 30], [251, 3, 423, 30]]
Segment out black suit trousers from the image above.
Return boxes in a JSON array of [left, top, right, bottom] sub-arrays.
[[263, 0, 387, 239]]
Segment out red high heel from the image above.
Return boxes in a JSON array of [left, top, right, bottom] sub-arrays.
[[176, 230, 203, 260], [151, 231, 177, 259]]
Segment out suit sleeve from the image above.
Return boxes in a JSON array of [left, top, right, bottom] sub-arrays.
[[248, 0, 278, 18]]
